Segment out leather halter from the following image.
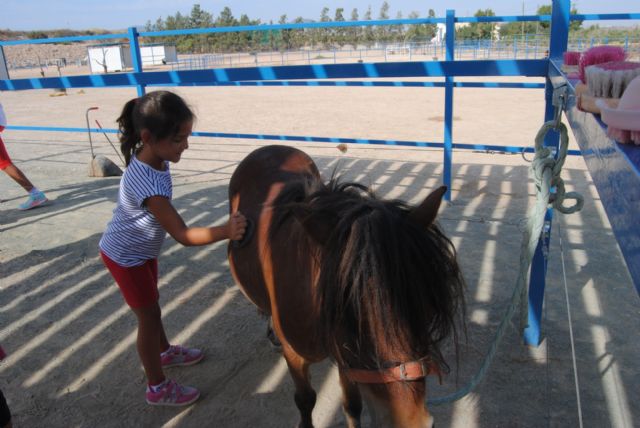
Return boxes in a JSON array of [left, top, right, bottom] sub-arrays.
[[342, 358, 442, 384]]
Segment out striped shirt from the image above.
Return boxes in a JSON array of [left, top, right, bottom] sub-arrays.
[[99, 155, 172, 267]]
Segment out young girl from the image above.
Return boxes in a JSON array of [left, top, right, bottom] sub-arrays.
[[99, 91, 246, 407]]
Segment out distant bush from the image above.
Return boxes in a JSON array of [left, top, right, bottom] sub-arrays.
[[27, 31, 49, 40]]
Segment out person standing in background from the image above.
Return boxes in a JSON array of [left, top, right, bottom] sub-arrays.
[[0, 101, 48, 210]]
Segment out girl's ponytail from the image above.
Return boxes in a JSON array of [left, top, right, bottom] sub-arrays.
[[117, 98, 138, 166], [117, 91, 194, 166]]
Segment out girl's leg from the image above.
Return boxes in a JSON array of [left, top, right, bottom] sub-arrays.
[[132, 302, 165, 385], [158, 307, 170, 353], [2, 164, 34, 192]]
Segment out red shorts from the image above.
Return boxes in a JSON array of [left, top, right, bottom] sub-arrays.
[[100, 251, 159, 308], [0, 127, 12, 170]]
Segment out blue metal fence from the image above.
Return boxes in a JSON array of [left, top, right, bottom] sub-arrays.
[[1, 1, 639, 345]]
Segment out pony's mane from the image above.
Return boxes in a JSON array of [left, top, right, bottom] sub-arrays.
[[271, 175, 465, 372]]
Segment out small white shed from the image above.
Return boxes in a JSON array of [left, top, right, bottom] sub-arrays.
[[87, 44, 132, 73], [140, 44, 178, 66]]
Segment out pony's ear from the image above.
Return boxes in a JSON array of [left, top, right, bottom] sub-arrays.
[[409, 185, 447, 227], [291, 205, 337, 246]]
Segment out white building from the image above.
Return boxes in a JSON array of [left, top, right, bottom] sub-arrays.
[[87, 44, 132, 73], [140, 44, 178, 66]]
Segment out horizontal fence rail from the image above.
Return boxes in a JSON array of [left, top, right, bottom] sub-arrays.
[[4, 125, 581, 156], [0, 59, 549, 90]]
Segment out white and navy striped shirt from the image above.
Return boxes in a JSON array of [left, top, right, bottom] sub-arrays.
[[99, 155, 172, 267]]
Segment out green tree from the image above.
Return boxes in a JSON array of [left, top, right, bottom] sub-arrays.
[[334, 8, 346, 46], [537, 4, 582, 32], [363, 6, 375, 47], [500, 4, 582, 39], [291, 16, 307, 49], [499, 20, 537, 38], [189, 4, 213, 28], [390, 11, 404, 43], [405, 9, 437, 42], [214, 7, 237, 51], [237, 13, 259, 52], [279, 15, 292, 50], [349, 8, 361, 47], [268, 20, 277, 50], [319, 7, 331, 47], [377, 1, 390, 43], [456, 9, 496, 40], [188, 4, 213, 52]]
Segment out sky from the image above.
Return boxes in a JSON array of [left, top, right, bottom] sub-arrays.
[[1, 0, 638, 31]]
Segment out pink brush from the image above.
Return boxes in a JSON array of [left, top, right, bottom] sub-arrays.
[[585, 61, 640, 98], [564, 51, 581, 66], [597, 76, 640, 145], [579, 45, 626, 84]]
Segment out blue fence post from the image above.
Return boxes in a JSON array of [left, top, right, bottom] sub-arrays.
[[524, 0, 569, 347], [443, 9, 455, 201], [127, 27, 145, 97]]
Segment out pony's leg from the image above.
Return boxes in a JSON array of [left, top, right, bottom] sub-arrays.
[[282, 349, 316, 428], [338, 371, 362, 428]]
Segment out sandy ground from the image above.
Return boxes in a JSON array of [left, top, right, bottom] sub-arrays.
[[1, 80, 639, 427]]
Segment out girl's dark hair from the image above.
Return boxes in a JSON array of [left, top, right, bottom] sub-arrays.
[[117, 90, 194, 165]]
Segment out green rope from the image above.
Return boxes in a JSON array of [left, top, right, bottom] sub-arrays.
[[428, 118, 584, 406]]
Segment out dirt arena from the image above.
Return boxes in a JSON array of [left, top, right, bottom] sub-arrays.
[[1, 79, 639, 427]]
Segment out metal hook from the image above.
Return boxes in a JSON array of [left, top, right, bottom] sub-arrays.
[[552, 86, 567, 130]]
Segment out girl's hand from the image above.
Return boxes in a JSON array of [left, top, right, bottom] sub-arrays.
[[227, 212, 247, 241]]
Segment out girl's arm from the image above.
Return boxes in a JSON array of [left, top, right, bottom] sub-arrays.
[[146, 195, 247, 246]]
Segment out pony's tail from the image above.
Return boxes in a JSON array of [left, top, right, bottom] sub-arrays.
[[117, 98, 138, 166]]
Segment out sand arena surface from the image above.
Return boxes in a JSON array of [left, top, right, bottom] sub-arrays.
[[1, 81, 639, 427]]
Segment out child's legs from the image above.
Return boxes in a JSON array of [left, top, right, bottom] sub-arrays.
[[100, 253, 170, 383], [0, 135, 34, 192], [2, 164, 35, 192], [146, 258, 169, 352], [132, 302, 167, 385]]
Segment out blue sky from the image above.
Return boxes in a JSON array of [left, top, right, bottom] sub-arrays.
[[1, 1, 638, 31]]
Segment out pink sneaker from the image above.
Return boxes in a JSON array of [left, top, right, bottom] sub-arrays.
[[146, 379, 200, 407], [161, 345, 204, 368]]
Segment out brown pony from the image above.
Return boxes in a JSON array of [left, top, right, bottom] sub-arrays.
[[228, 145, 465, 428]]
